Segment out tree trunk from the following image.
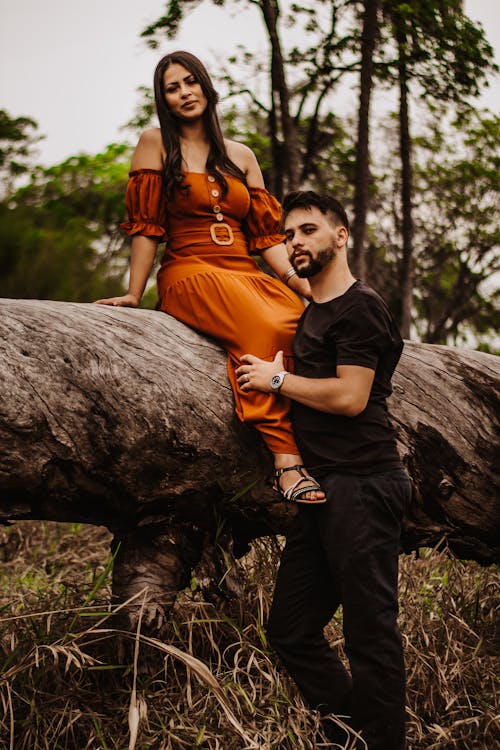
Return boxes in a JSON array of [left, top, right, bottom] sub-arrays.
[[397, 28, 414, 339], [351, 0, 379, 279], [1, 299, 498, 633], [259, 0, 301, 194], [268, 97, 284, 198]]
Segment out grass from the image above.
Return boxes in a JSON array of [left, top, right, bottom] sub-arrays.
[[0, 521, 498, 749]]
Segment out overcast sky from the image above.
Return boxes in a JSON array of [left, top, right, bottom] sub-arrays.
[[1, 0, 498, 167]]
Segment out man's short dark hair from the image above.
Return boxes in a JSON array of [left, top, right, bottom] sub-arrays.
[[282, 190, 350, 233]]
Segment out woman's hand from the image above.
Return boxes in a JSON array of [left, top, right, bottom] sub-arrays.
[[94, 293, 139, 308], [259, 244, 312, 300]]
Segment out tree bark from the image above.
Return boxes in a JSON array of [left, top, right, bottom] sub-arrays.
[[396, 27, 414, 339], [259, 0, 301, 194], [351, 0, 379, 279], [1, 299, 498, 631]]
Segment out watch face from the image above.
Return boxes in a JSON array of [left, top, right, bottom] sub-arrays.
[[271, 373, 283, 390]]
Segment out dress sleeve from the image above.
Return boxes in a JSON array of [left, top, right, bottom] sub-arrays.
[[245, 186, 286, 254], [120, 169, 167, 240]]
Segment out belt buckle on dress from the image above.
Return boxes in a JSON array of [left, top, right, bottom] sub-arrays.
[[210, 222, 234, 246]]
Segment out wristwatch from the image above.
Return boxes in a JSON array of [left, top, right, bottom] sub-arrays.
[[270, 370, 289, 392]]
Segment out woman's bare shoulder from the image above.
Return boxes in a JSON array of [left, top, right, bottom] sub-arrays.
[[130, 128, 165, 170], [225, 139, 264, 187], [225, 139, 254, 165]]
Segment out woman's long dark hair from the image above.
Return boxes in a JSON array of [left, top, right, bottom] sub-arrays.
[[153, 50, 246, 200]]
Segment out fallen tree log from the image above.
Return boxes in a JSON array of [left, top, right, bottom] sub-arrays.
[[0, 299, 498, 632]]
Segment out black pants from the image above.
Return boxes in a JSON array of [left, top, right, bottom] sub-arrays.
[[267, 469, 412, 750]]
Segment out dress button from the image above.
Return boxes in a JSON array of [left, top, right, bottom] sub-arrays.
[[216, 213, 224, 221], [207, 175, 216, 182], [211, 189, 219, 197], [213, 205, 221, 213]]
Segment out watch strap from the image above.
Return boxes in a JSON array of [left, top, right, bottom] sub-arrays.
[[271, 370, 289, 392]]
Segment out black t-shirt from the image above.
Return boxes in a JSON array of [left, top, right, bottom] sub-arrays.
[[292, 280, 404, 477]]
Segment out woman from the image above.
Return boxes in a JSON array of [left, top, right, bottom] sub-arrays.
[[97, 50, 324, 504]]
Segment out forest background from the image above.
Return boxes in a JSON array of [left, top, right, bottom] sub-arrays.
[[0, 2, 499, 749], [1, 0, 499, 347]]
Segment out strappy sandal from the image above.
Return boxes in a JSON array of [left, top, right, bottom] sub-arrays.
[[274, 464, 326, 505]]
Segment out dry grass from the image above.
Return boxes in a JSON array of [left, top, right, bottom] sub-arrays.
[[0, 521, 498, 750]]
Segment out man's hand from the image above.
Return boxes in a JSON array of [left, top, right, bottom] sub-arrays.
[[236, 351, 285, 393]]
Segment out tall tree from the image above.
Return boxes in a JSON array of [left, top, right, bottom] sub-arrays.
[[413, 109, 500, 346], [379, 0, 497, 336], [351, 0, 380, 279], [371, 108, 499, 347], [138, 0, 497, 325], [392, 4, 414, 338], [258, 0, 301, 193]]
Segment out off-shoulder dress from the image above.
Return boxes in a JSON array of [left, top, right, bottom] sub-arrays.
[[121, 168, 304, 454]]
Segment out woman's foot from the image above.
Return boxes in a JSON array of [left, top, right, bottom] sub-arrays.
[[273, 455, 326, 504]]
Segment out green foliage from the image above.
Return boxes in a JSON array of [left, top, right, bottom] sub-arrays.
[[223, 101, 355, 198], [141, 1, 361, 194], [379, 0, 497, 102], [122, 85, 157, 134], [137, 1, 497, 339], [0, 109, 43, 197], [0, 205, 117, 302], [2, 0, 498, 338], [223, 105, 274, 177], [371, 107, 499, 345], [141, 0, 206, 45], [0, 143, 133, 302], [13, 143, 131, 226], [299, 110, 356, 196], [411, 108, 499, 344]]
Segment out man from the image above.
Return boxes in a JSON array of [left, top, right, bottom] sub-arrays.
[[236, 190, 412, 750]]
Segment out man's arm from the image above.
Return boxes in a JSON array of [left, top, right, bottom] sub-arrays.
[[236, 352, 375, 417]]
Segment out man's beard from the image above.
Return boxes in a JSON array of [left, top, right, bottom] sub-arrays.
[[291, 247, 335, 278]]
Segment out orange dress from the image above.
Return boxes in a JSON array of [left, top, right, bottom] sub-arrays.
[[121, 169, 304, 454]]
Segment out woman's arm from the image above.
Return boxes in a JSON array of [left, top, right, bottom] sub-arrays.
[[260, 244, 312, 299], [228, 142, 312, 298], [96, 235, 158, 307], [96, 130, 164, 307]]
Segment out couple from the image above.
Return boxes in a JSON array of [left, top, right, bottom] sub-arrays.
[[97, 50, 412, 750]]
